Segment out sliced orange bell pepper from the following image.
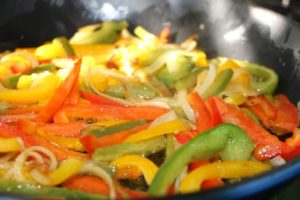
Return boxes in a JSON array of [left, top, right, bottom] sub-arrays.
[[54, 103, 168, 123], [36, 59, 81, 123]]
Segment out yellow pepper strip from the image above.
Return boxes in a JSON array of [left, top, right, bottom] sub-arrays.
[[180, 161, 271, 194], [0, 137, 21, 152], [35, 42, 65, 60], [196, 51, 208, 67], [48, 158, 85, 186], [111, 154, 158, 185], [217, 59, 240, 73], [124, 119, 187, 143], [0, 74, 59, 103], [39, 134, 84, 152]]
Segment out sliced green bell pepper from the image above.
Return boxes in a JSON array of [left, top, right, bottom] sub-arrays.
[[82, 120, 146, 137], [53, 37, 75, 56], [148, 123, 254, 196], [157, 55, 195, 88], [202, 68, 233, 99], [0, 179, 107, 200], [92, 136, 166, 162]]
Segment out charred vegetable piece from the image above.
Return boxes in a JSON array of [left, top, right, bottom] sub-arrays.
[[92, 136, 166, 162], [149, 123, 254, 196]]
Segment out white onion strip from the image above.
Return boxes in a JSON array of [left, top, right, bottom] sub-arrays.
[[194, 63, 216, 96], [4, 146, 58, 183], [177, 90, 196, 122], [150, 110, 178, 128], [79, 162, 116, 200]]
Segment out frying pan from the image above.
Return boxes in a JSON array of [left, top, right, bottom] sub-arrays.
[[0, 0, 300, 199]]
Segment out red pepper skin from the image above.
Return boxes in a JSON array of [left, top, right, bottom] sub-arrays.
[[244, 95, 277, 128], [0, 121, 34, 146], [244, 94, 298, 135], [38, 121, 86, 137], [36, 59, 81, 123], [273, 94, 299, 134], [205, 96, 222, 126], [81, 91, 123, 106], [187, 92, 213, 134], [175, 130, 195, 144], [54, 103, 168, 123], [214, 97, 283, 160], [281, 129, 300, 160]]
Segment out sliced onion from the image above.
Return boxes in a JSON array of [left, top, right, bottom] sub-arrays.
[[270, 156, 286, 167], [150, 110, 178, 128], [79, 162, 116, 200], [194, 63, 216, 96], [177, 90, 196, 122]]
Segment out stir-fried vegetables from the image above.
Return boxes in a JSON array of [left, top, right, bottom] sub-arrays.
[[0, 20, 299, 199]]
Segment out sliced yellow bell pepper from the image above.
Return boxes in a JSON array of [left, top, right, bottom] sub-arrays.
[[111, 154, 158, 185], [180, 161, 271, 194], [17, 75, 33, 89], [196, 51, 208, 67], [35, 42, 65, 60], [48, 158, 85, 186], [39, 134, 84, 152], [0, 74, 59, 103], [217, 59, 240, 73], [0, 137, 21, 152], [124, 119, 187, 143]]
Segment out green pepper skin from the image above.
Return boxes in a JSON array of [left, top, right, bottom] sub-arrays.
[[72, 21, 128, 45], [53, 37, 76, 56], [92, 136, 166, 162], [202, 68, 233, 99], [3, 74, 21, 89], [148, 123, 254, 196], [157, 56, 195, 88], [0, 179, 107, 200], [83, 120, 146, 137], [3, 64, 57, 89]]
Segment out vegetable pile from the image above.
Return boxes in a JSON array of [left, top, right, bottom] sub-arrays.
[[0, 21, 299, 199]]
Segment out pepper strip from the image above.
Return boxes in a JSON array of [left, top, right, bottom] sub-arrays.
[[124, 119, 187, 143], [36, 59, 81, 123], [111, 154, 158, 185], [180, 161, 271, 194], [148, 123, 254, 196], [0, 74, 59, 104]]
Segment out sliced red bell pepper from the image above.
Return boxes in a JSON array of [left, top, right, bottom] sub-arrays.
[[205, 96, 222, 126], [0, 107, 41, 124], [36, 59, 81, 123], [187, 92, 213, 134], [53, 103, 168, 123], [81, 123, 149, 154], [174, 130, 195, 144], [38, 121, 86, 137], [0, 121, 34, 146], [81, 91, 123, 106], [243, 95, 277, 128], [213, 97, 284, 160], [281, 129, 300, 160], [272, 94, 299, 134], [62, 175, 110, 196]]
